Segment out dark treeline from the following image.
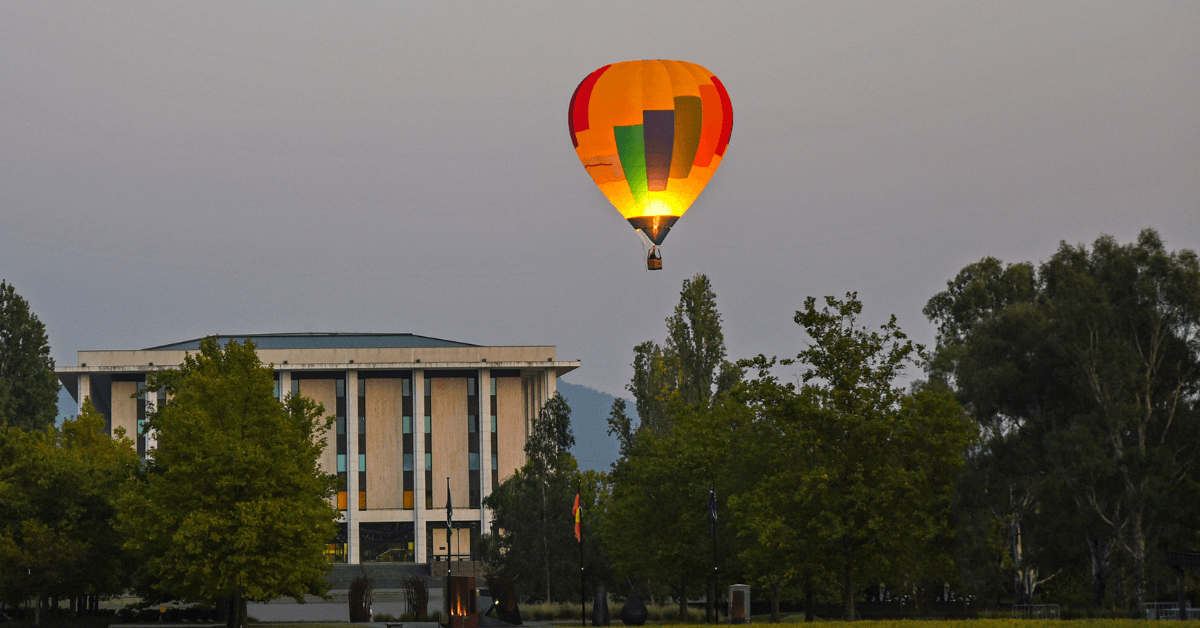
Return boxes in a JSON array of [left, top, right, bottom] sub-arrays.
[[484, 229, 1200, 621]]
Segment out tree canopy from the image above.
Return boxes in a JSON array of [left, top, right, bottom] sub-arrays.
[[116, 338, 338, 628], [925, 229, 1200, 610], [0, 399, 139, 624], [0, 280, 58, 431]]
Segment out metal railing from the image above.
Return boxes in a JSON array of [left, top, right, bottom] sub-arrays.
[[1012, 604, 1060, 619], [1145, 602, 1200, 620]]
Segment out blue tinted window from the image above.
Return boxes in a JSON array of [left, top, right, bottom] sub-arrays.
[[425, 453, 432, 471], [337, 454, 346, 473], [403, 454, 414, 471], [358, 454, 366, 471], [403, 416, 412, 434], [469, 453, 479, 471]]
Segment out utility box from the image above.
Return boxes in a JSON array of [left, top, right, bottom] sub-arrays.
[[729, 584, 750, 624]]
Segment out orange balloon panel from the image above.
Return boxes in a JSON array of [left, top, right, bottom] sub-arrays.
[[569, 60, 732, 245]]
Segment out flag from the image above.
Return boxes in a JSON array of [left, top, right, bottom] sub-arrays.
[[708, 485, 718, 540], [573, 493, 582, 542], [446, 477, 453, 550]]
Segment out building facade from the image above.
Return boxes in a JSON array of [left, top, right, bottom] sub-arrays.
[[55, 333, 580, 566]]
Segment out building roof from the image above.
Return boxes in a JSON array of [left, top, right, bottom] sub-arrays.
[[143, 333, 478, 351]]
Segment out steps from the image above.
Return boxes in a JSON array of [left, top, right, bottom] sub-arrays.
[[327, 563, 436, 591]]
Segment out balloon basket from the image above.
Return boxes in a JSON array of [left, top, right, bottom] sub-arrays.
[[647, 247, 663, 271]]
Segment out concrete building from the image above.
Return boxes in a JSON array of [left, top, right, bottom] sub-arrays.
[[56, 333, 579, 567]]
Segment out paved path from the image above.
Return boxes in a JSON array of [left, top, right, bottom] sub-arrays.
[[247, 589, 444, 623]]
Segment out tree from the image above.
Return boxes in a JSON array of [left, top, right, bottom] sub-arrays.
[[737, 293, 974, 621], [0, 280, 58, 431], [483, 392, 581, 602], [626, 274, 741, 434], [604, 275, 745, 620], [925, 229, 1200, 610], [116, 338, 338, 628], [0, 399, 139, 624], [601, 395, 746, 620]]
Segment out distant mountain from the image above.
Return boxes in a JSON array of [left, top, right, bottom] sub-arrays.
[[558, 380, 632, 472]]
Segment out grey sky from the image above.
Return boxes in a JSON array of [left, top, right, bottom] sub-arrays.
[[4, 2, 1198, 399]]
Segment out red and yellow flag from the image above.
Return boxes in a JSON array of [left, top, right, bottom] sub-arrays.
[[573, 493, 581, 542]]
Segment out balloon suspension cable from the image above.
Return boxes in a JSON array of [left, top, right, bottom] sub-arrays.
[[635, 230, 651, 272]]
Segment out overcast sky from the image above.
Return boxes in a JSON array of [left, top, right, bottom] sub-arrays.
[[3, 2, 1198, 401]]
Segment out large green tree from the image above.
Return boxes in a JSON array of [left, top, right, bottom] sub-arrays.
[[0, 399, 139, 624], [735, 294, 974, 621], [603, 274, 745, 620], [0, 280, 58, 431], [483, 393, 582, 602], [116, 338, 338, 628], [926, 229, 1200, 610]]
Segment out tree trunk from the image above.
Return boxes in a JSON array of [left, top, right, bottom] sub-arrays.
[[1088, 534, 1112, 608], [225, 593, 247, 628], [771, 581, 781, 623], [842, 561, 856, 621], [34, 593, 42, 627], [1131, 513, 1147, 612], [678, 583, 688, 621], [804, 578, 814, 622]]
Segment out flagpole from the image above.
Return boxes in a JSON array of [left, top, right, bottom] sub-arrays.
[[710, 485, 718, 625], [576, 489, 585, 627]]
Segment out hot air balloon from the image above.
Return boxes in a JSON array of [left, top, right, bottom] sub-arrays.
[[568, 60, 732, 270]]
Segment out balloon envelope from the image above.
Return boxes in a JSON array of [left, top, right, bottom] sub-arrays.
[[569, 60, 732, 245]]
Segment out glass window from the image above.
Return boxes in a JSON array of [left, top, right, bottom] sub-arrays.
[[274, 380, 280, 399], [403, 416, 412, 434], [468, 415, 476, 433], [359, 416, 366, 432], [425, 453, 432, 471], [424, 378, 431, 396], [490, 378, 496, 395], [469, 453, 479, 471], [424, 416, 431, 433], [359, 454, 366, 472], [337, 418, 346, 435], [403, 454, 414, 471], [468, 378, 476, 396], [336, 379, 345, 397], [402, 379, 411, 396], [291, 380, 300, 396], [358, 379, 365, 396], [337, 454, 346, 473], [491, 415, 497, 432], [492, 452, 498, 471]]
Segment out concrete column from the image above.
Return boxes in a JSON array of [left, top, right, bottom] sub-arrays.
[[78, 374, 90, 415], [278, 370, 291, 401], [546, 367, 557, 401], [479, 368, 491, 535], [346, 370, 359, 565], [144, 380, 158, 453], [412, 369, 425, 564]]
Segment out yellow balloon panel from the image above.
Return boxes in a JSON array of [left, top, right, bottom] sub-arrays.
[[569, 60, 732, 238]]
